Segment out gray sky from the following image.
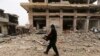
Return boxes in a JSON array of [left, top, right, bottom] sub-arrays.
[[0, 0, 97, 26], [0, 0, 29, 26]]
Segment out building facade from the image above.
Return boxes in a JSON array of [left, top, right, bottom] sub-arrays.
[[21, 0, 100, 33]]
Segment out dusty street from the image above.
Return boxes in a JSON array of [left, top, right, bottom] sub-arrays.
[[0, 32, 100, 56]]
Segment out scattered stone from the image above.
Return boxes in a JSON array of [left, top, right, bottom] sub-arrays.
[[0, 32, 99, 56]]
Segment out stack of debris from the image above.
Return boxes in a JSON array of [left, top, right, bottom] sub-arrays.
[[0, 32, 100, 56]]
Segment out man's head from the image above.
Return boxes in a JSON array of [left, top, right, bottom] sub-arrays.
[[51, 24, 55, 29]]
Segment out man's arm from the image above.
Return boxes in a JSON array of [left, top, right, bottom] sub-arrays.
[[43, 32, 51, 41]]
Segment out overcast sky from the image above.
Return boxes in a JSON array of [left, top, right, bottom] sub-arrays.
[[0, 0, 97, 26], [0, 0, 29, 26]]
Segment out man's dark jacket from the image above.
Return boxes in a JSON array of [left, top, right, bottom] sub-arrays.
[[46, 28, 57, 44]]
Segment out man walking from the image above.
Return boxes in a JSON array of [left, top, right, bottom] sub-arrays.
[[44, 24, 59, 56]]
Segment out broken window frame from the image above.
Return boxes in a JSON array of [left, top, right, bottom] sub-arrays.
[[32, 8, 46, 13], [77, 9, 88, 13], [49, 9, 60, 13], [63, 16, 74, 31], [33, 16, 46, 29], [63, 9, 74, 13]]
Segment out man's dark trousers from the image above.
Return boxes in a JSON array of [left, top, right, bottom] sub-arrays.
[[45, 43, 59, 55]]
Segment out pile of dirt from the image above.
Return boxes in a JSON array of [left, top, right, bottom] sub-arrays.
[[0, 32, 100, 56]]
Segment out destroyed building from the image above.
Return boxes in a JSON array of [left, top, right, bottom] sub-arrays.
[[7, 14, 18, 35], [21, 0, 100, 34], [0, 9, 9, 35], [0, 9, 18, 35]]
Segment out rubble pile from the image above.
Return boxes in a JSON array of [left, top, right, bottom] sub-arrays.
[[0, 32, 100, 56], [57, 32, 100, 56]]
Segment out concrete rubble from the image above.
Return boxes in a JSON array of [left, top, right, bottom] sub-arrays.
[[0, 32, 100, 56]]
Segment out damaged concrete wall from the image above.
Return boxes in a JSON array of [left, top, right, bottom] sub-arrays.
[[0, 23, 8, 35]]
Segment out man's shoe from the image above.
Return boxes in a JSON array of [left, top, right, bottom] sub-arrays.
[[54, 54, 59, 56], [44, 51, 48, 55]]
